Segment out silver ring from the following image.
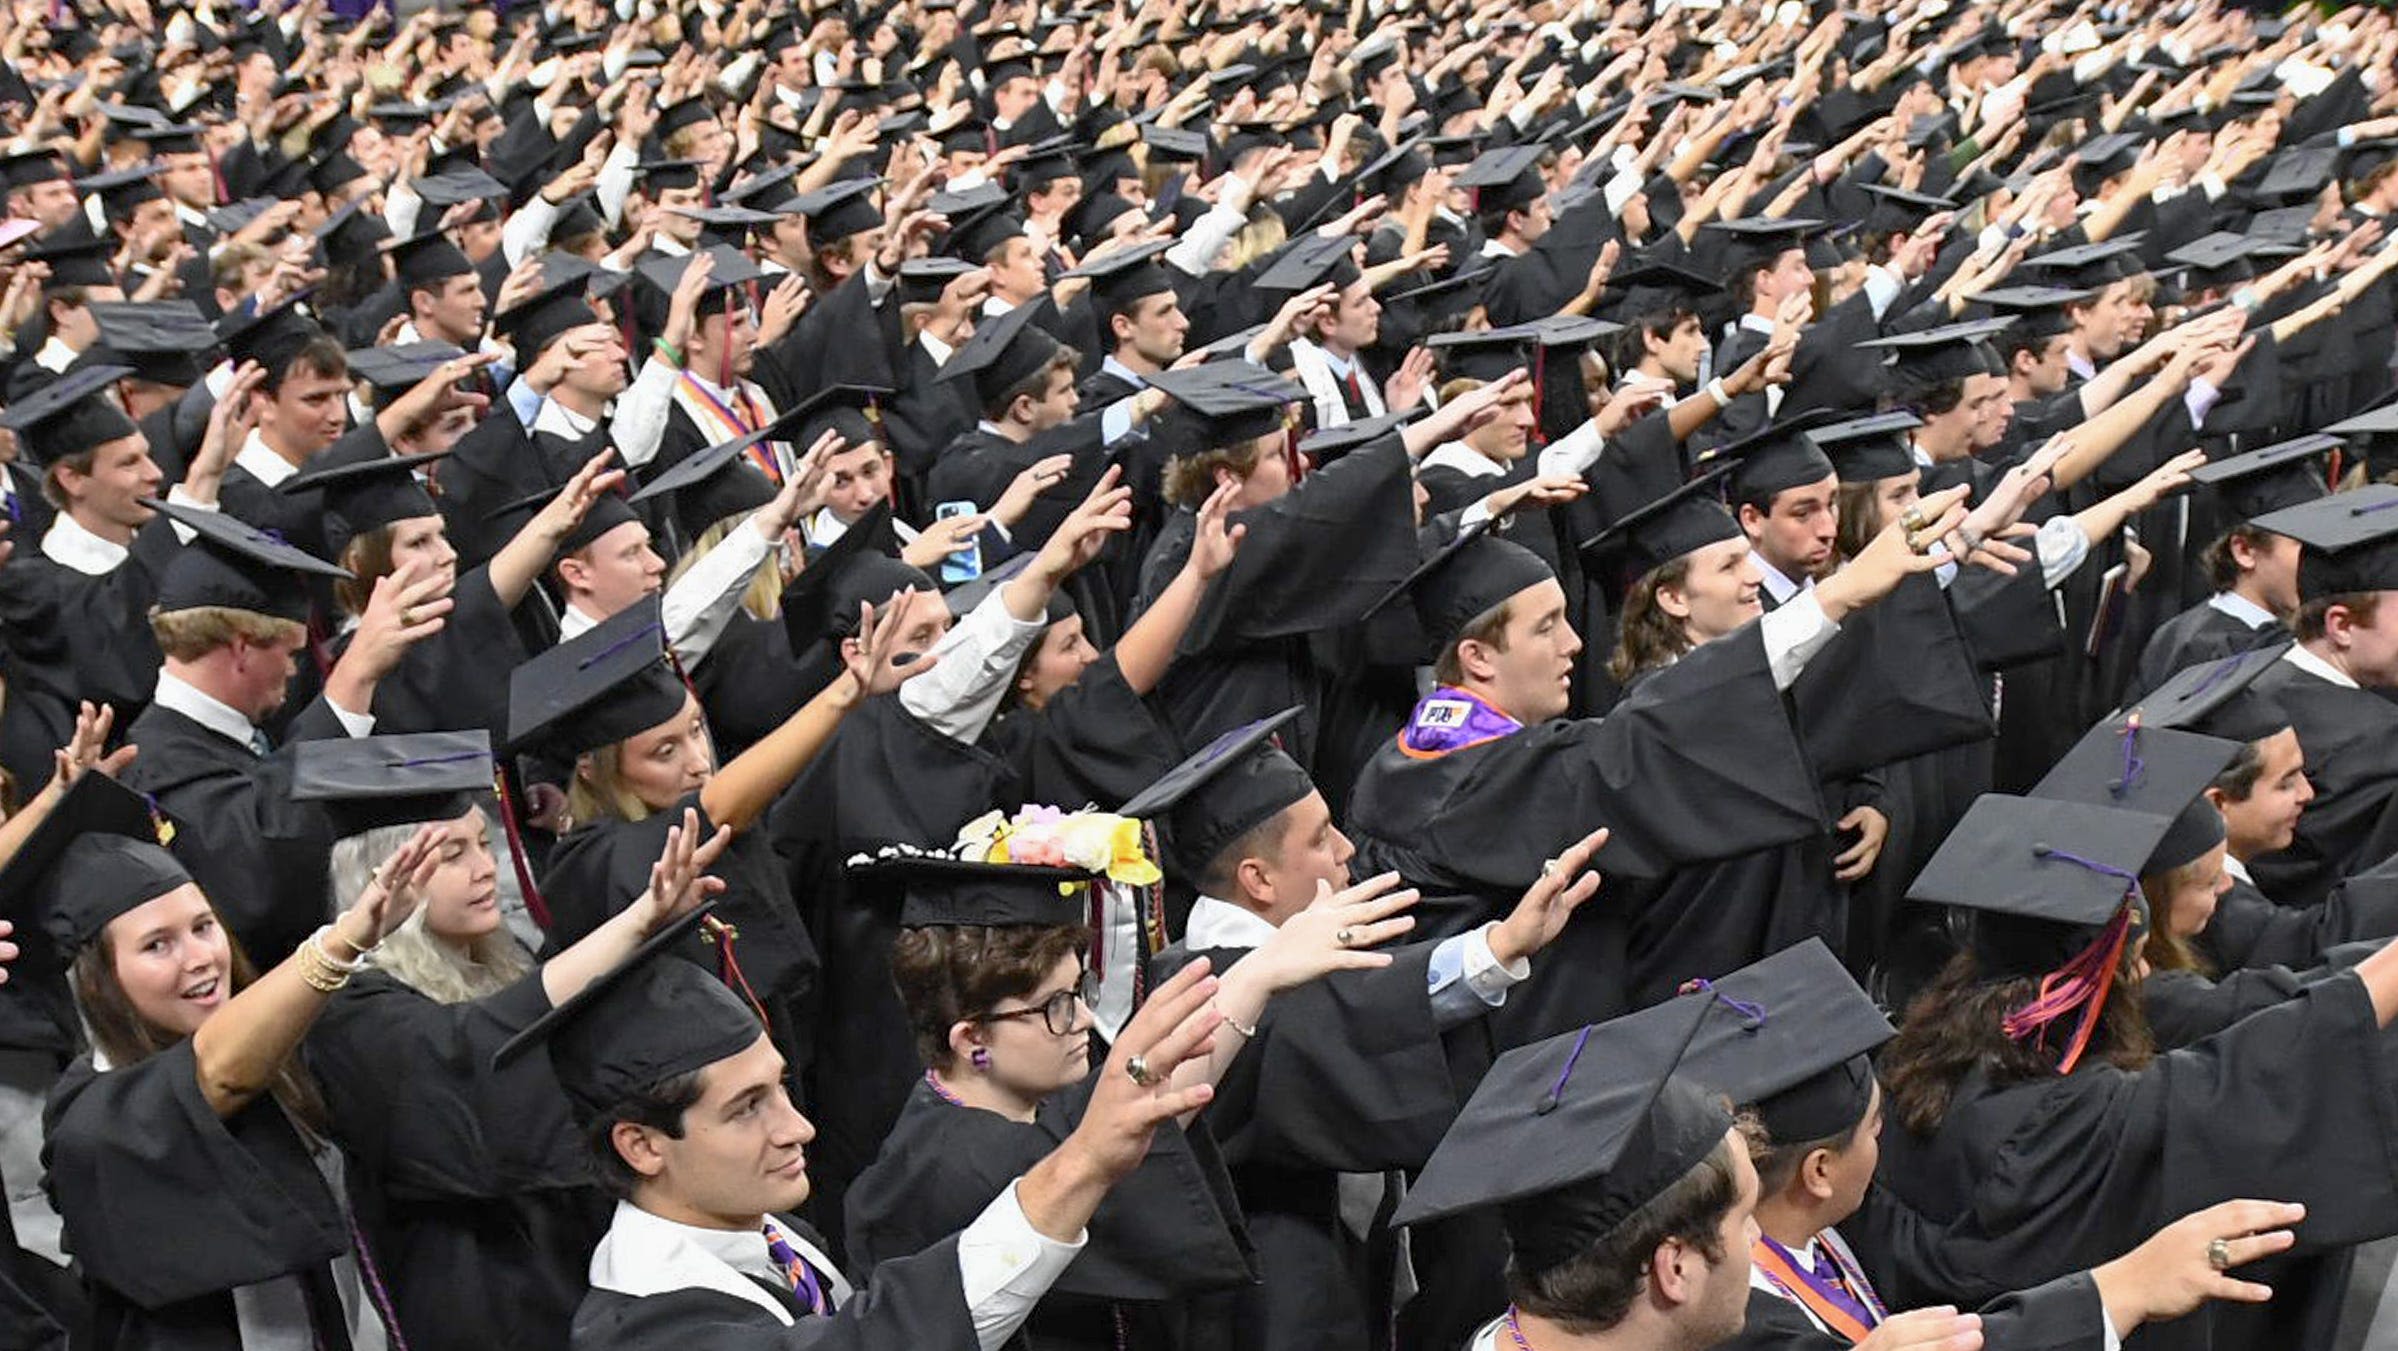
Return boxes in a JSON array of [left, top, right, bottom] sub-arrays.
[[1540, 858, 1560, 878], [1125, 1055, 1157, 1087], [2208, 1237, 2233, 1271], [1335, 927, 1355, 947], [1899, 505, 1928, 534]]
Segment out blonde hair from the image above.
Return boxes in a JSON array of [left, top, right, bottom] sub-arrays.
[[1226, 205, 1288, 270], [568, 742, 660, 826], [326, 814, 537, 1004], [337, 527, 399, 616], [670, 517, 786, 620], [150, 605, 305, 661]]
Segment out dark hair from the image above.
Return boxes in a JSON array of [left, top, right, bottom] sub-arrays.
[[982, 347, 1076, 422], [2140, 859, 2215, 977], [1508, 1135, 1745, 1332], [2212, 737, 2268, 803], [263, 334, 348, 395], [1102, 288, 1173, 349], [1196, 807, 1295, 899], [72, 913, 328, 1137], [1886, 372, 1967, 418], [888, 923, 1092, 1070], [1833, 480, 1886, 562], [1433, 595, 1516, 687], [1608, 560, 1692, 685], [2201, 526, 2270, 593], [1615, 309, 1697, 373], [583, 1068, 706, 1198], [2294, 591, 2382, 643], [1881, 949, 2155, 1136], [1744, 1107, 1867, 1196]]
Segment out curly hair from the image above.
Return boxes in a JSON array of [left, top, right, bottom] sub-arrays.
[[1607, 560, 1693, 686], [1508, 1132, 1749, 1332], [1881, 949, 2156, 1136], [889, 923, 1093, 1071]]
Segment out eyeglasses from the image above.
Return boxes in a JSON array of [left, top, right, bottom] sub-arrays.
[[976, 970, 1098, 1037]]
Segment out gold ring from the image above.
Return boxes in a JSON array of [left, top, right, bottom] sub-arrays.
[[1905, 531, 1932, 556], [1540, 858, 1560, 878], [401, 606, 417, 625], [2208, 1238, 2233, 1271], [1899, 505, 1928, 534]]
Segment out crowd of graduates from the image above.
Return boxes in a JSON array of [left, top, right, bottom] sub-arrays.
[[14, 0, 2398, 1346]]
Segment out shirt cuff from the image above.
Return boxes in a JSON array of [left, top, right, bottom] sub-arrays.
[[1460, 922, 1530, 1001], [1759, 589, 1839, 691], [327, 699, 376, 738], [2101, 1307, 2122, 1351], [2037, 515, 2091, 588], [162, 486, 219, 545], [957, 1180, 1086, 1351]]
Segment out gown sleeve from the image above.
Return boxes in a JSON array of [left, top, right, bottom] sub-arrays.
[[571, 1243, 977, 1351], [2197, 871, 2398, 973], [1015, 652, 1184, 810], [1790, 573, 1992, 780]]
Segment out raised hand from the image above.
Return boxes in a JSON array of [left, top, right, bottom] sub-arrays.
[[50, 701, 137, 789], [631, 807, 734, 933], [2092, 1199, 2303, 1331], [1187, 479, 1248, 580], [1490, 827, 1608, 963], [1061, 957, 1223, 1183], [1817, 483, 1973, 622], [840, 588, 944, 697], [337, 821, 446, 952]]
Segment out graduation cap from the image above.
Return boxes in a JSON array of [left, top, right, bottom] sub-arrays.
[[1857, 318, 2014, 388], [1253, 233, 1363, 293], [671, 203, 788, 248], [2325, 403, 2398, 444], [898, 256, 979, 305], [927, 180, 1010, 218], [220, 294, 329, 378], [2246, 205, 2318, 248], [2131, 643, 2296, 745], [278, 451, 448, 560], [1061, 239, 1176, 310], [129, 122, 205, 157], [0, 363, 136, 464], [1013, 139, 1082, 193], [1117, 708, 1316, 878], [148, 496, 352, 623], [788, 177, 884, 246], [290, 731, 496, 838], [415, 164, 512, 210], [626, 412, 785, 538], [1297, 408, 1421, 465], [2030, 721, 2236, 873], [2021, 237, 2144, 290], [935, 301, 1065, 407], [0, 148, 68, 192], [0, 773, 185, 966], [492, 902, 764, 1117], [86, 301, 217, 388], [1390, 993, 1737, 1279], [387, 229, 477, 291], [947, 200, 1028, 263], [634, 245, 770, 316], [1578, 465, 1740, 578], [494, 271, 602, 359], [846, 852, 1099, 928], [1707, 217, 1826, 280], [1811, 411, 1922, 484], [80, 162, 164, 217], [1454, 144, 1545, 216], [1364, 521, 1556, 642], [1141, 125, 1208, 162], [656, 96, 719, 143], [345, 341, 467, 404], [788, 383, 890, 451], [2164, 233, 2258, 291], [505, 596, 688, 758], [1608, 260, 1722, 322], [780, 502, 931, 650], [28, 236, 117, 290], [2069, 133, 2143, 192], [1145, 361, 1303, 444], [2188, 434, 2337, 523], [721, 164, 804, 214], [1857, 182, 1956, 234], [2254, 484, 2398, 600], [2253, 147, 2338, 204], [1969, 285, 2089, 343]]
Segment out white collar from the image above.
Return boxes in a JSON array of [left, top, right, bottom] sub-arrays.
[[982, 295, 1016, 317], [1420, 441, 1506, 479], [34, 336, 78, 373], [2066, 347, 2098, 381], [1754, 556, 1806, 604], [152, 670, 263, 749], [2224, 853, 2255, 886], [920, 329, 956, 366], [393, 319, 423, 346], [1307, 341, 1359, 378], [1738, 311, 1778, 336], [589, 1201, 851, 1325], [39, 512, 129, 575], [650, 236, 692, 257], [235, 428, 301, 487], [806, 507, 915, 548], [175, 201, 210, 229], [2205, 590, 2278, 630], [1477, 238, 1519, 259], [534, 398, 600, 439], [1099, 355, 1150, 390], [559, 604, 600, 642], [1184, 895, 1278, 950], [2284, 641, 2361, 691]]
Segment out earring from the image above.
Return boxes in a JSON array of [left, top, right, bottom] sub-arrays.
[[970, 1047, 991, 1072]]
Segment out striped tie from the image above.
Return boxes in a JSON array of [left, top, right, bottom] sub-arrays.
[[762, 1220, 830, 1315]]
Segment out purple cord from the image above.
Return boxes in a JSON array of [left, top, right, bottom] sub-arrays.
[[2115, 722, 2145, 797], [1681, 977, 1767, 1028], [2032, 843, 2141, 900], [389, 751, 489, 768], [1539, 1025, 1595, 1114], [2185, 648, 2253, 701], [575, 621, 665, 669]]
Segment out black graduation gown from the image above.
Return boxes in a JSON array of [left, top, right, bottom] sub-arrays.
[[120, 695, 352, 967], [44, 1043, 362, 1351], [2129, 600, 2278, 702], [2199, 866, 2398, 973], [569, 1232, 977, 1351], [845, 1077, 1254, 1351], [764, 695, 1024, 1257], [328, 565, 529, 738], [1720, 1269, 2106, 1351], [924, 416, 1113, 556], [541, 794, 821, 1090], [305, 971, 610, 1351], [0, 511, 178, 794], [983, 652, 1184, 812], [2139, 948, 2379, 1051], [879, 342, 977, 519], [2246, 662, 2398, 907], [1147, 942, 1490, 1351], [1868, 974, 2398, 1351]]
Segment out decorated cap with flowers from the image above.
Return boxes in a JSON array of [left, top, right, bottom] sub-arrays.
[[846, 806, 1160, 928]]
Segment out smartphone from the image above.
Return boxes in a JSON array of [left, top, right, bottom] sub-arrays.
[[936, 500, 982, 586]]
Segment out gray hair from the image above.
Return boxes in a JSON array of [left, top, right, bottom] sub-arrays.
[[325, 805, 537, 1006]]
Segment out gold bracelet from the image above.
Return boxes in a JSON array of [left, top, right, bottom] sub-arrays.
[[294, 938, 349, 994]]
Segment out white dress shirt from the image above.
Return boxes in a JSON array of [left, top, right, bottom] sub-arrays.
[[153, 669, 373, 745], [2206, 590, 2279, 630], [558, 517, 775, 666], [899, 584, 1049, 744], [2284, 641, 2361, 690]]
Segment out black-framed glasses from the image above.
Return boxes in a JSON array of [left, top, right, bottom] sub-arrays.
[[976, 969, 1098, 1037]]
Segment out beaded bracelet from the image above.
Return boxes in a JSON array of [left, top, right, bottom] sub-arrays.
[[1214, 1001, 1259, 1040]]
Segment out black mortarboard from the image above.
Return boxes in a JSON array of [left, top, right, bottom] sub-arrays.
[[2132, 643, 2296, 745], [1454, 143, 1544, 216], [130, 122, 205, 157], [2189, 434, 2337, 522], [1708, 217, 1823, 280], [1391, 996, 1736, 1279], [493, 903, 764, 1117], [1909, 793, 2171, 979], [848, 852, 1099, 928], [29, 236, 117, 290], [1297, 409, 1420, 465], [0, 363, 136, 464], [1858, 318, 2013, 387], [1146, 361, 1302, 444], [1609, 260, 1722, 321], [671, 204, 786, 248], [290, 731, 495, 838], [1013, 140, 1081, 192], [656, 97, 718, 142], [927, 180, 1010, 218], [1253, 233, 1363, 293], [148, 496, 352, 623], [1718, 409, 1841, 504], [626, 413, 786, 538], [1117, 709, 1316, 878], [634, 244, 769, 316], [632, 158, 705, 195], [220, 294, 328, 377], [1857, 181, 1956, 234], [2254, 485, 2398, 600], [387, 229, 477, 291], [0, 773, 185, 966], [1636, 939, 1893, 1145], [1141, 125, 1207, 162], [279, 452, 446, 559], [936, 301, 1064, 407], [82, 162, 165, 218], [2254, 147, 2338, 204], [1578, 465, 1740, 578], [947, 201, 1027, 262], [343, 341, 467, 397], [788, 383, 890, 452], [1811, 411, 1922, 484], [494, 271, 602, 359], [2164, 233, 2258, 292], [413, 164, 511, 209], [2021, 237, 2144, 290], [780, 502, 931, 649], [788, 177, 884, 246], [505, 596, 688, 758], [1366, 521, 1557, 641], [721, 164, 803, 213], [87, 300, 217, 387], [0, 149, 67, 192], [1970, 285, 2088, 343], [308, 151, 369, 198], [2030, 719, 2236, 873], [1062, 239, 1176, 308]]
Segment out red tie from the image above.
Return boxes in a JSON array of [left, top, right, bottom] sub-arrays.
[[1342, 367, 1367, 416]]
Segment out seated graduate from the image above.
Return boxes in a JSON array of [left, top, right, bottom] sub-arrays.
[[2130, 436, 2328, 699], [1620, 940, 2308, 1351], [1873, 793, 2398, 1351], [285, 436, 627, 737], [790, 383, 1047, 578], [1129, 712, 1608, 1351], [299, 732, 718, 1351], [6, 771, 443, 1350], [2236, 487, 2398, 905], [848, 837, 1398, 1348], [495, 897, 1239, 1350], [125, 491, 448, 940]]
